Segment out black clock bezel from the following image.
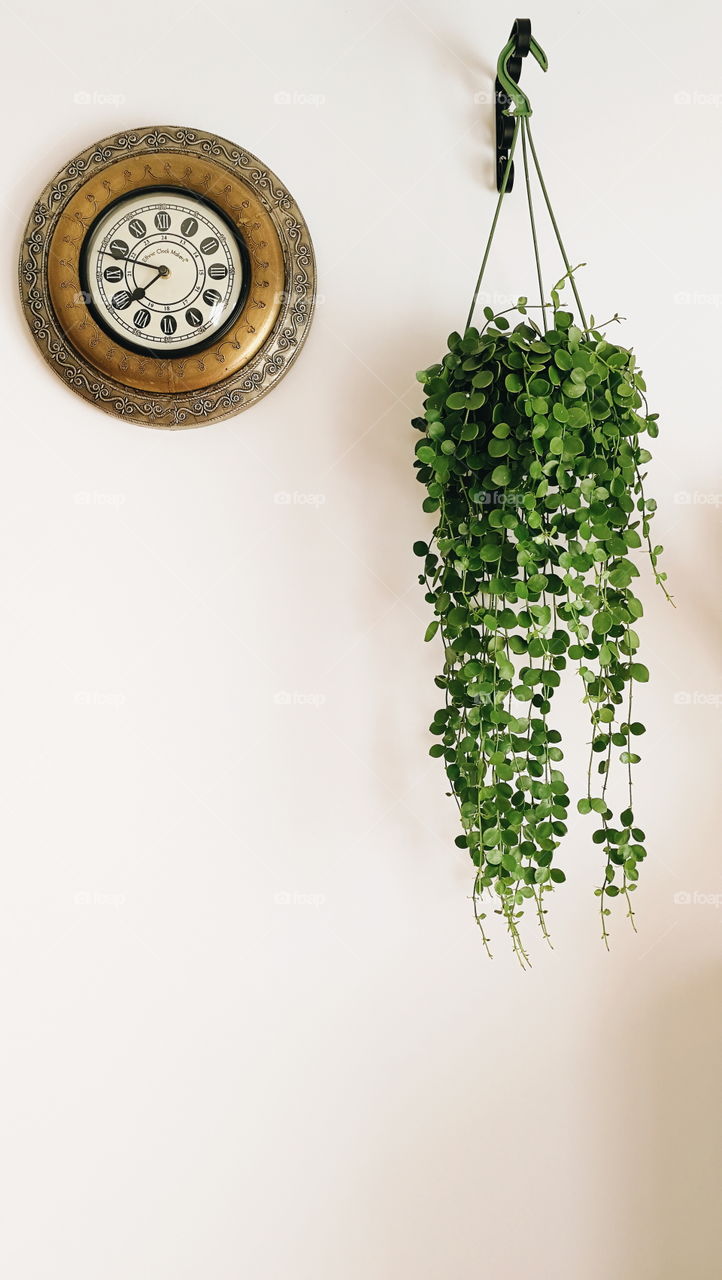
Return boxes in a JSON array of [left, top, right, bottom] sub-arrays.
[[78, 184, 252, 360]]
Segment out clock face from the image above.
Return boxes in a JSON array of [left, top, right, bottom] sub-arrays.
[[80, 187, 249, 355]]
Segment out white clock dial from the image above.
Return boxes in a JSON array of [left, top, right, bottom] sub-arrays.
[[82, 188, 246, 354]]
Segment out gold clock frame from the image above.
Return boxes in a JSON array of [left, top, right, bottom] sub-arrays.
[[19, 126, 316, 428]]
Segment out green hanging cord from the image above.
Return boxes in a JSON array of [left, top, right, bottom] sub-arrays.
[[466, 27, 547, 332], [520, 118, 547, 331], [524, 120, 588, 330], [465, 118, 520, 333]]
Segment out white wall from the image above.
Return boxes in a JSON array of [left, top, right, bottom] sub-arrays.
[[2, 1, 721, 1276]]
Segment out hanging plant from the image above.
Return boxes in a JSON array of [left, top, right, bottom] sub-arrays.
[[412, 24, 672, 963]]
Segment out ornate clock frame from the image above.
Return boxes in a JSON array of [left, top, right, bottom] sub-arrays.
[[19, 125, 316, 428]]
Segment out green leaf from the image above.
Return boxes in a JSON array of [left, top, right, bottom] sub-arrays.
[[446, 392, 468, 411], [447, 606, 467, 626], [491, 465, 511, 487], [466, 390, 487, 410], [629, 663, 650, 682], [424, 620, 439, 642], [562, 379, 586, 399]]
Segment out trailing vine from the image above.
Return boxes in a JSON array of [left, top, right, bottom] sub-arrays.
[[413, 118, 670, 963]]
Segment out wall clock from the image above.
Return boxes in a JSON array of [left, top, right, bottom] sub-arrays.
[[19, 126, 316, 428]]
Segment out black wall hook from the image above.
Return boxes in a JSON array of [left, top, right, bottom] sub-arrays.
[[494, 18, 533, 192]]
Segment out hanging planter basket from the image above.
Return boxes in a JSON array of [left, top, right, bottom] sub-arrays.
[[412, 21, 672, 964]]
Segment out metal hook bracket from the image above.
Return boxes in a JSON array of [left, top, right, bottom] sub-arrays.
[[494, 19, 548, 191]]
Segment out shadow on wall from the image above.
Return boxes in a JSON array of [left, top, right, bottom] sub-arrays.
[[419, 21, 496, 186], [617, 965, 722, 1279]]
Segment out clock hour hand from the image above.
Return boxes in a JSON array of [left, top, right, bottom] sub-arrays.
[[129, 266, 167, 301]]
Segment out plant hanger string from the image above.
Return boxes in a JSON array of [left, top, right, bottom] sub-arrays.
[[519, 118, 547, 330], [466, 26, 588, 333]]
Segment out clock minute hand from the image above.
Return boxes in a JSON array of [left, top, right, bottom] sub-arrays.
[[96, 249, 169, 274]]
